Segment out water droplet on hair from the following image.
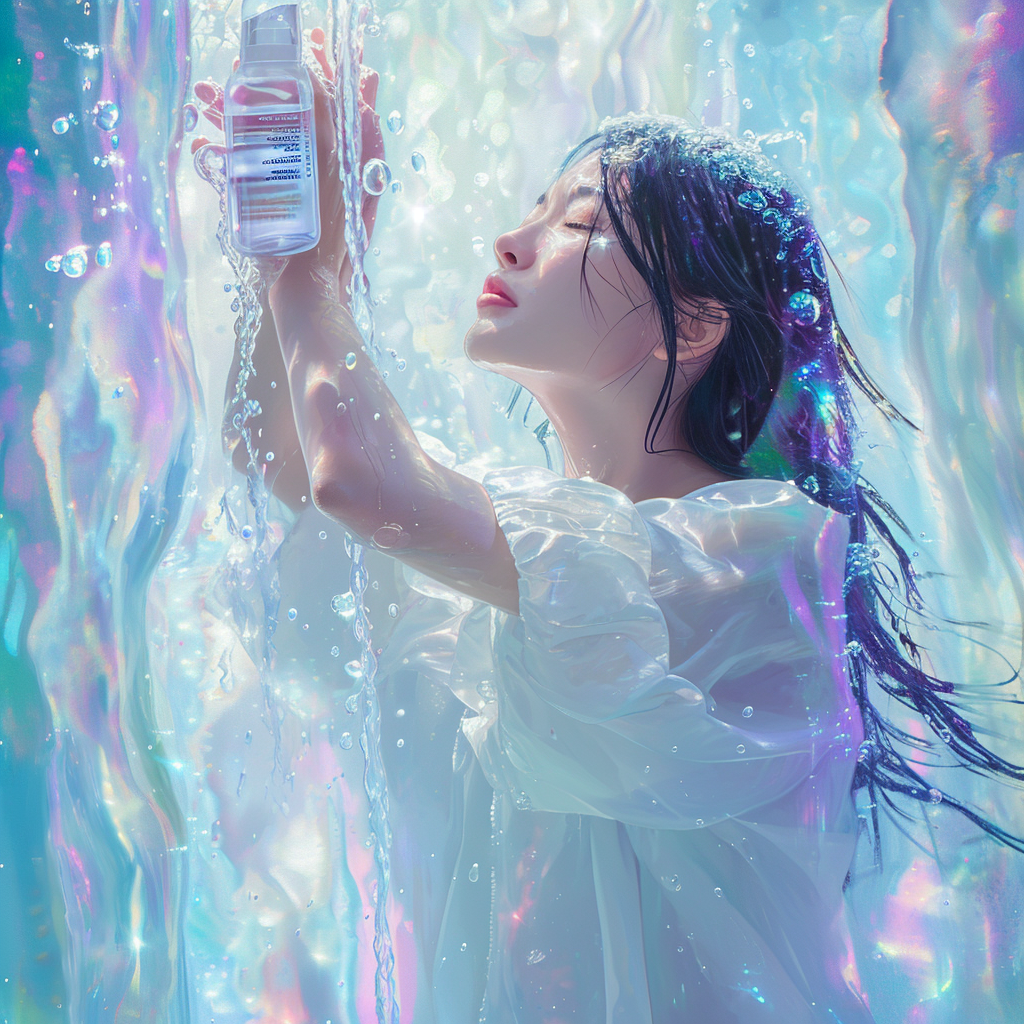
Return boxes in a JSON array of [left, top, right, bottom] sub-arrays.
[[339, 731, 353, 749], [52, 116, 71, 135], [844, 640, 863, 658], [386, 110, 404, 134], [788, 290, 821, 325], [410, 151, 426, 173], [742, 706, 753, 718], [938, 726, 952, 743], [362, 158, 392, 196], [928, 788, 943, 804], [856, 740, 874, 763], [737, 189, 767, 211]]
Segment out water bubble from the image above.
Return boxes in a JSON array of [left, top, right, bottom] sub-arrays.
[[287, 607, 297, 621], [390, 179, 403, 194], [236, 771, 246, 796], [265, 451, 275, 462], [244, 398, 262, 420], [737, 189, 766, 211], [62, 247, 89, 278], [743, 43, 755, 56], [803, 241, 827, 281], [736, 743, 745, 753], [695, 818, 704, 826], [52, 117, 71, 135], [473, 172, 490, 187], [410, 151, 426, 173], [45, 255, 63, 273], [742, 98, 753, 109], [844, 640, 863, 658], [111, 134, 119, 149], [788, 290, 821, 325], [92, 100, 120, 131], [345, 351, 358, 370], [928, 788, 943, 804], [714, 886, 723, 897], [331, 591, 357, 620], [319, 530, 327, 540], [339, 731, 353, 749], [386, 110, 404, 134], [240, 525, 254, 540], [396, 358, 407, 371], [112, 386, 124, 399], [244, 730, 252, 745], [362, 158, 392, 196], [396, 738, 405, 748], [330, 646, 340, 657], [526, 949, 546, 965], [468, 862, 480, 882], [195, 144, 225, 177], [345, 659, 363, 680], [230, 297, 240, 312], [742, 706, 753, 718], [388, 603, 399, 617], [96, 241, 112, 267], [345, 693, 360, 714], [938, 726, 952, 743], [183, 103, 198, 132], [472, 236, 486, 257]]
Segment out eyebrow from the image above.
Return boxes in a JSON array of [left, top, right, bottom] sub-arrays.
[[535, 183, 603, 207]]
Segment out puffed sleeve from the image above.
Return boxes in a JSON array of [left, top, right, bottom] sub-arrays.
[[457, 465, 855, 829]]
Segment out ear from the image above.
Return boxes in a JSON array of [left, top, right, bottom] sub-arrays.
[[651, 299, 730, 362]]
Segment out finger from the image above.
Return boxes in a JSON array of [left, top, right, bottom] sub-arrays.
[[191, 136, 209, 154], [193, 80, 219, 104], [310, 34, 333, 82], [201, 106, 224, 131], [233, 56, 240, 71], [359, 66, 379, 109]]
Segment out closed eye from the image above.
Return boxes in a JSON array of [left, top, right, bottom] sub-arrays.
[[565, 221, 600, 231]]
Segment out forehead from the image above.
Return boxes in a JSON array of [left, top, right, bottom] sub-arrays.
[[553, 150, 603, 195]]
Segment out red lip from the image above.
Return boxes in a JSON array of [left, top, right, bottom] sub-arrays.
[[478, 274, 517, 307]]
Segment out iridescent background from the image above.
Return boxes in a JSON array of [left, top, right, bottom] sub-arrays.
[[1, 0, 1023, 1021]]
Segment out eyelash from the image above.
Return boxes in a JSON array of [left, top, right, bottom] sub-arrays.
[[565, 221, 597, 231]]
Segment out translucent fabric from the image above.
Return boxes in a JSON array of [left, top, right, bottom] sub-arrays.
[[375, 466, 875, 1023]]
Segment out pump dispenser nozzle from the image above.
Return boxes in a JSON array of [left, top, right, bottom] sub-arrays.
[[240, 0, 301, 64]]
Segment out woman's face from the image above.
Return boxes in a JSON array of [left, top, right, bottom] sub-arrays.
[[464, 151, 662, 391]]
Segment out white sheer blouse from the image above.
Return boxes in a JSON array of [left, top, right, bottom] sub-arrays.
[[372, 466, 875, 1023]]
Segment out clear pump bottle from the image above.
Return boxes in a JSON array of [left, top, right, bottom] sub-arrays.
[[224, 0, 320, 257]]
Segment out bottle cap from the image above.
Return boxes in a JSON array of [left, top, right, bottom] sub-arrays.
[[240, 1, 301, 64]]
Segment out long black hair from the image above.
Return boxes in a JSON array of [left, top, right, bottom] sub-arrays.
[[552, 112, 1024, 869]]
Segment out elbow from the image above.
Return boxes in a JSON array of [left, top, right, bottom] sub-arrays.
[[311, 474, 348, 518]]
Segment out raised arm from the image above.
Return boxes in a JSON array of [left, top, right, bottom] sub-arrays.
[[267, 263, 521, 616]]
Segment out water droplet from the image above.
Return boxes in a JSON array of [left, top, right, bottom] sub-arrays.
[[52, 116, 70, 135], [183, 103, 198, 132], [788, 290, 821, 326], [928, 788, 943, 804], [331, 591, 356, 620], [240, 525, 253, 540], [265, 451, 275, 462], [460, 942, 467, 952], [345, 351, 358, 370], [390, 179, 403, 194], [742, 706, 753, 718], [742, 98, 753, 109], [339, 731, 353, 749], [111, 134, 119, 149], [287, 607, 297, 621], [62, 247, 88, 278], [938, 726, 952, 743], [92, 100, 120, 131], [112, 386, 124, 399], [473, 171, 490, 188], [388, 603, 399, 617], [236, 771, 246, 796], [96, 241, 112, 267], [467, 861, 480, 882], [713, 886, 723, 897], [695, 818, 704, 826], [396, 738, 404, 748], [319, 530, 327, 540], [737, 189, 766, 211], [45, 255, 62, 273], [526, 949, 546, 965], [396, 358, 407, 371], [856, 740, 874, 763], [410, 151, 426, 173], [744, 43, 755, 56], [345, 659, 363, 680], [844, 640, 863, 657], [670, 744, 678, 753], [736, 743, 745, 753], [472, 235, 486, 257], [386, 110, 404, 134], [362, 158, 392, 196]]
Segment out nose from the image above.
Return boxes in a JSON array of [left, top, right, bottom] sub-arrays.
[[492, 221, 537, 270]]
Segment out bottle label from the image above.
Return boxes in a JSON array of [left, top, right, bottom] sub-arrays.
[[228, 108, 314, 225]]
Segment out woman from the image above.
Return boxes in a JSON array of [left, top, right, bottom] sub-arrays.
[[193, 28, 1024, 1024]]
